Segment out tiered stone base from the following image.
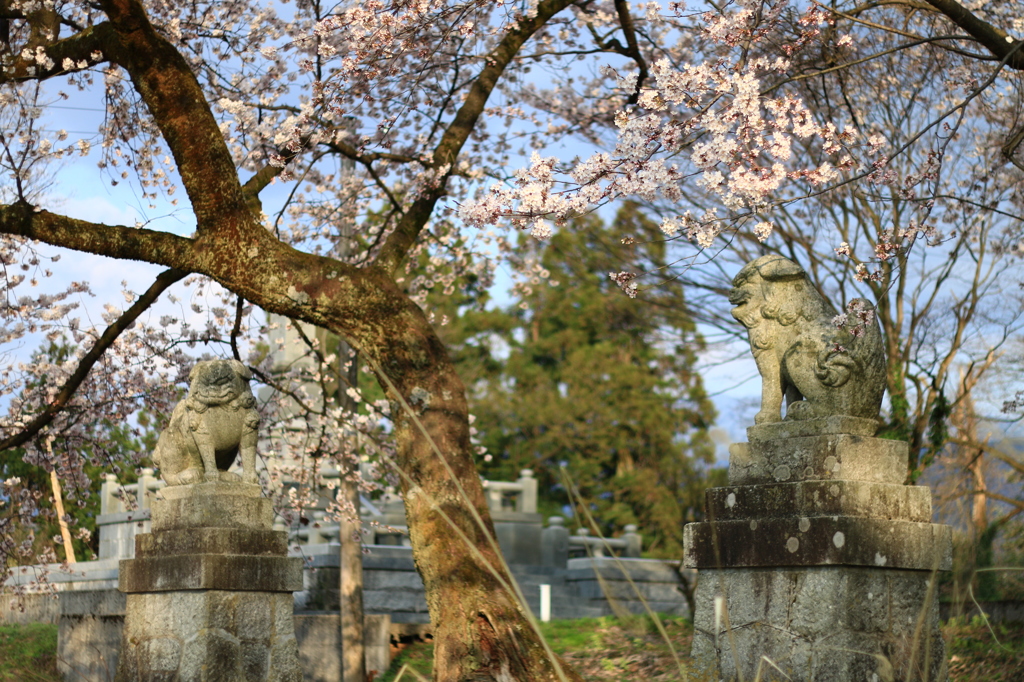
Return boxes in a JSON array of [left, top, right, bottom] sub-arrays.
[[689, 567, 946, 681], [684, 418, 951, 682], [115, 482, 303, 682], [117, 591, 299, 681]]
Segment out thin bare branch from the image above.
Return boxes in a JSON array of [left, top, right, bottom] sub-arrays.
[[374, 0, 574, 275], [0, 267, 185, 452]]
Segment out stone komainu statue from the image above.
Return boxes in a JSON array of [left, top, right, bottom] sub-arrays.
[[728, 255, 886, 424], [153, 359, 260, 485]]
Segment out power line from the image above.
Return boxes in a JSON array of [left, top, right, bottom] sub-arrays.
[[1, 130, 99, 135], [48, 105, 105, 113]]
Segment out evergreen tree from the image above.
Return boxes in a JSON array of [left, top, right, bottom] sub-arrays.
[[445, 204, 723, 558]]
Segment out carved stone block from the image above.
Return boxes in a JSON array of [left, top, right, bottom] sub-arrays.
[[703, 480, 933, 522], [729, 431, 908, 486], [683, 516, 951, 570], [151, 483, 274, 532], [689, 567, 947, 682]]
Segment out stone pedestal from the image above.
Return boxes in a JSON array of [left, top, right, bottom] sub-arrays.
[[684, 418, 951, 681], [116, 482, 303, 682]]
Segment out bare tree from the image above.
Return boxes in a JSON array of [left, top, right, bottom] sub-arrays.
[[635, 1, 1024, 479]]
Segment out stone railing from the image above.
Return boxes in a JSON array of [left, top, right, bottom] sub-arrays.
[[481, 469, 537, 515], [540, 517, 642, 566], [277, 512, 341, 547], [278, 470, 539, 549], [99, 469, 163, 515], [95, 468, 642, 568], [569, 525, 642, 558], [279, 507, 644, 572], [96, 469, 164, 560]]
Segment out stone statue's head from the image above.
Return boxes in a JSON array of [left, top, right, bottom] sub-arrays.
[[187, 359, 254, 408], [728, 255, 828, 329]]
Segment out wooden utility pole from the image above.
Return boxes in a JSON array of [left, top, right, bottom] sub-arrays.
[[48, 467, 76, 563], [332, 143, 366, 682], [338, 343, 366, 682], [327, 315, 368, 682]]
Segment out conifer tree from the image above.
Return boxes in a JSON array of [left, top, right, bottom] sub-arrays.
[[446, 204, 722, 558]]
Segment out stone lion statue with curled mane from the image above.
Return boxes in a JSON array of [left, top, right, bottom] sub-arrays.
[[153, 359, 260, 485], [728, 255, 886, 425]]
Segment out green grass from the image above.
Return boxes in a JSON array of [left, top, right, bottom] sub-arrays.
[[378, 615, 1024, 682], [0, 623, 60, 681], [377, 639, 434, 682], [377, 614, 693, 682], [945, 616, 1024, 681], [3, 614, 1023, 681]]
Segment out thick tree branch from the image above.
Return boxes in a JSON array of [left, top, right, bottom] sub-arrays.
[[613, 0, 649, 103], [0, 201, 195, 268], [241, 133, 417, 213], [374, 0, 573, 275], [99, 0, 255, 237], [0, 202, 369, 335], [0, 21, 114, 82], [924, 0, 1024, 70], [239, 164, 283, 216], [241, 144, 311, 214], [0, 267, 186, 452]]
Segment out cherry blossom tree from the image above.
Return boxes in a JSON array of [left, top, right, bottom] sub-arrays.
[[0, 1, 1021, 680], [460, 0, 1024, 479], [628, 0, 1024, 478], [465, 1, 1023, 253]]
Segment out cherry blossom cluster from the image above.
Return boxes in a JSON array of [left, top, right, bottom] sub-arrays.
[[831, 299, 876, 339], [460, 1, 857, 255]]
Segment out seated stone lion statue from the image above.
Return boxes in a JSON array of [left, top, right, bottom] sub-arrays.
[[728, 255, 886, 425], [153, 359, 260, 485]]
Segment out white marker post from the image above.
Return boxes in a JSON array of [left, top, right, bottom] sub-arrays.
[[540, 584, 551, 622]]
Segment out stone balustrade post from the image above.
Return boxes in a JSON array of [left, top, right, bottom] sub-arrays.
[[517, 469, 537, 514], [100, 474, 119, 515], [622, 524, 642, 558], [577, 528, 605, 557], [308, 511, 327, 545], [137, 468, 156, 511], [381, 487, 405, 516], [484, 482, 503, 513], [541, 516, 569, 568]]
